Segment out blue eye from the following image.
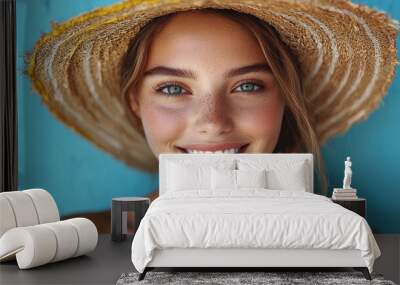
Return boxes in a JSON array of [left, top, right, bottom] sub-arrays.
[[156, 84, 188, 97], [155, 81, 263, 97], [234, 82, 263, 93]]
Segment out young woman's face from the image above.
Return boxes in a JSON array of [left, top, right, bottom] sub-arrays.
[[130, 11, 285, 156]]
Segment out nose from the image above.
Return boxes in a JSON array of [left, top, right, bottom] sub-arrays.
[[193, 93, 233, 136]]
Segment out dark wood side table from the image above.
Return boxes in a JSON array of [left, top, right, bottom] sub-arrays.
[[331, 198, 366, 218], [112, 197, 150, 242]]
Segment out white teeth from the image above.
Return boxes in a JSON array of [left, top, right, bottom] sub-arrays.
[[186, 148, 240, 154]]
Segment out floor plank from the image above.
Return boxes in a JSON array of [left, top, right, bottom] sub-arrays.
[[373, 234, 400, 284]]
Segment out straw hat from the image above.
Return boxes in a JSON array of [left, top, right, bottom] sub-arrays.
[[26, 0, 399, 172]]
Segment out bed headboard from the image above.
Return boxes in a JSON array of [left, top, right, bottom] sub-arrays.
[[159, 153, 314, 195]]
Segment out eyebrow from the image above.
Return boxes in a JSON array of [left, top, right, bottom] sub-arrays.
[[143, 63, 271, 79]]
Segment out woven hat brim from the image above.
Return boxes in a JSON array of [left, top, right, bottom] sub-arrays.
[[27, 0, 399, 171]]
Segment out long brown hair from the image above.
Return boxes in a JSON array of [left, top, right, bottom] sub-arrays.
[[120, 8, 329, 195]]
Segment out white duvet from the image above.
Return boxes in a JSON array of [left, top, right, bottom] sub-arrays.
[[131, 189, 380, 273]]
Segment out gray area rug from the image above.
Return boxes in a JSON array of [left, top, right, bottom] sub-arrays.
[[116, 271, 396, 285]]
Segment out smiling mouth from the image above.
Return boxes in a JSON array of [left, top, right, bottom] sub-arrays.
[[176, 144, 249, 154]]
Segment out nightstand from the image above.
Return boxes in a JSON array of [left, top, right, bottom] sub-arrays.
[[111, 197, 150, 242], [331, 198, 366, 218]]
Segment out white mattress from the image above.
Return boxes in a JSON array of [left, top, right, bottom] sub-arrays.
[[131, 189, 380, 273]]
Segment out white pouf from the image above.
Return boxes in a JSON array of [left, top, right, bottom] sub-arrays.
[[0, 189, 98, 269]]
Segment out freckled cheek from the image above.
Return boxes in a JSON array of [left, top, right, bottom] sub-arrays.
[[235, 101, 285, 138], [140, 104, 187, 149]]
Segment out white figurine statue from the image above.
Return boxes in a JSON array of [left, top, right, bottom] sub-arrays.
[[342, 156, 352, 189]]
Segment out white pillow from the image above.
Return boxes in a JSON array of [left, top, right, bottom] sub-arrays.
[[211, 168, 267, 190], [211, 168, 236, 190], [236, 169, 267, 188], [237, 159, 308, 191], [167, 159, 236, 192], [266, 161, 307, 191], [167, 163, 211, 191]]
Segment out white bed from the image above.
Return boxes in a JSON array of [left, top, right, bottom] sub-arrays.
[[131, 153, 380, 281]]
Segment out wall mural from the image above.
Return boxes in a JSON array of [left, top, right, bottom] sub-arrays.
[[17, 0, 400, 233]]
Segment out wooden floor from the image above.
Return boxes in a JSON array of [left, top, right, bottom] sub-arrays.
[[0, 234, 399, 284], [63, 208, 400, 284], [373, 234, 400, 284]]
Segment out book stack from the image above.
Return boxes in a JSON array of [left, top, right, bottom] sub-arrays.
[[332, 188, 358, 199]]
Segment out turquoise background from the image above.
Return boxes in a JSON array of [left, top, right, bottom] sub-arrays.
[[16, 0, 399, 233]]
